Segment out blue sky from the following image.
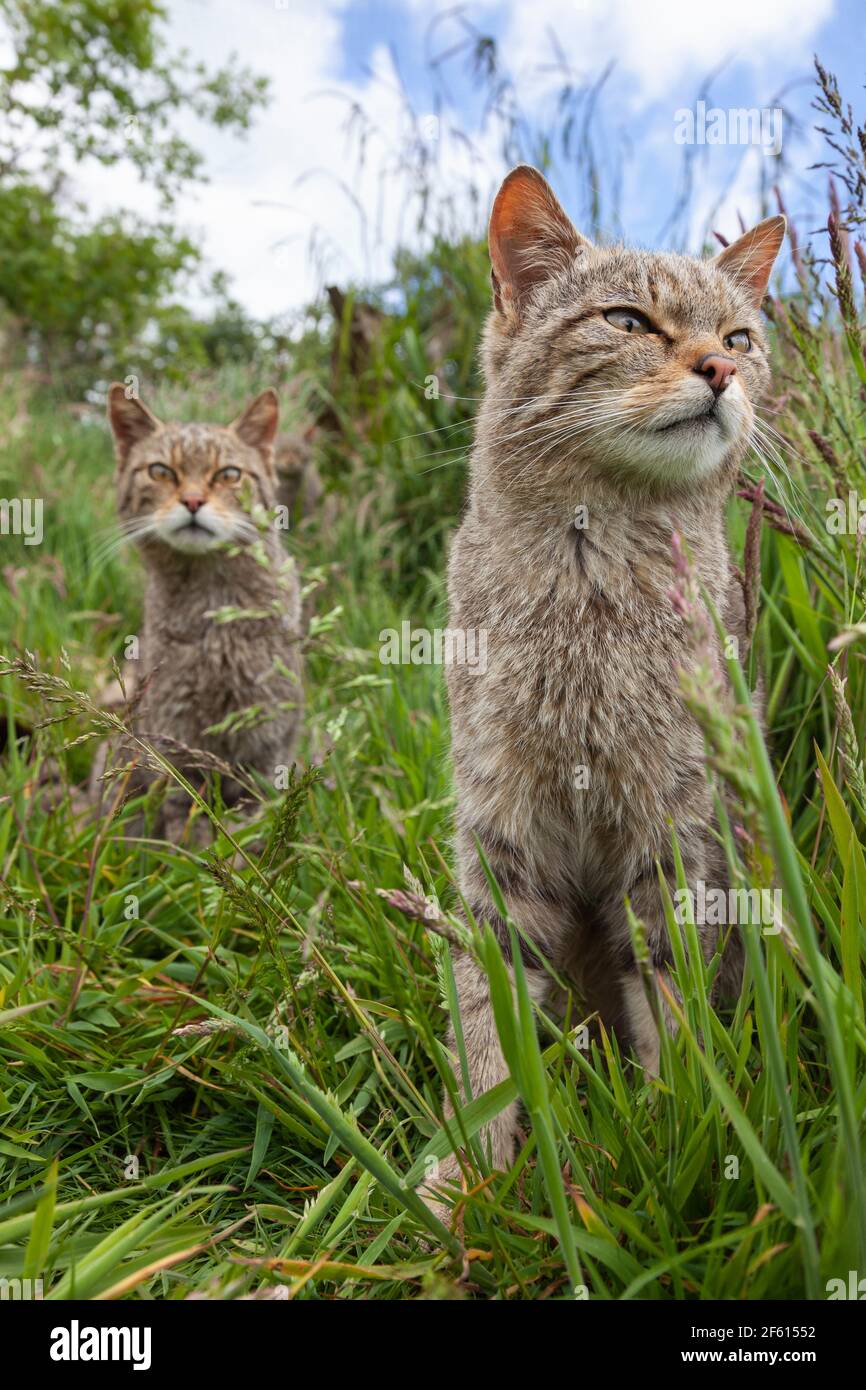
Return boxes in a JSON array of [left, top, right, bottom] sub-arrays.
[[337, 0, 862, 96], [59, 0, 866, 316], [328, 0, 863, 249]]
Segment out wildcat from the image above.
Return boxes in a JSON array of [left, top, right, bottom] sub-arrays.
[[274, 428, 323, 522], [106, 385, 303, 839], [424, 166, 784, 1213]]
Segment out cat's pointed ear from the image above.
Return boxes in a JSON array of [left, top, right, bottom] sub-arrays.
[[713, 215, 786, 308], [231, 389, 279, 454], [108, 384, 161, 462], [489, 165, 589, 320]]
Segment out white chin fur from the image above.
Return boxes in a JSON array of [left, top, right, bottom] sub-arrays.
[[156, 503, 238, 553], [622, 384, 749, 484], [634, 419, 733, 482]]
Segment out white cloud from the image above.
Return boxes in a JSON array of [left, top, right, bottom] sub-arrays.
[[70, 0, 358, 314], [476, 0, 834, 103], [69, 0, 507, 318], [63, 0, 836, 315]]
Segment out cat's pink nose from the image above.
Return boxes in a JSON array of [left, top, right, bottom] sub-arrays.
[[181, 494, 205, 514], [695, 353, 736, 395]]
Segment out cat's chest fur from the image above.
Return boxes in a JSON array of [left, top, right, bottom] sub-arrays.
[[137, 540, 301, 756], [447, 496, 728, 873]]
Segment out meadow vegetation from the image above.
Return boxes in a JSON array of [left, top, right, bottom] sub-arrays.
[[0, 36, 865, 1299]]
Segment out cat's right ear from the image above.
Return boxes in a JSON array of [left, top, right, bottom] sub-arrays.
[[489, 166, 589, 322], [231, 389, 279, 458], [108, 384, 161, 464], [712, 215, 786, 308]]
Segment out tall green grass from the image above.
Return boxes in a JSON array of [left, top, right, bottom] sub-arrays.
[[1, 62, 865, 1300]]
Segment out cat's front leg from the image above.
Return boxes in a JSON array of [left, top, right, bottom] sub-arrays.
[[419, 945, 518, 1222], [606, 825, 717, 1074], [418, 872, 569, 1223]]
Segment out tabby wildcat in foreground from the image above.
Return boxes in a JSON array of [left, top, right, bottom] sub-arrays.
[[424, 166, 784, 1215], [107, 385, 302, 839]]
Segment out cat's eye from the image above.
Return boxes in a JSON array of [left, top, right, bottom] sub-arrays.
[[213, 466, 242, 484], [604, 308, 655, 335], [147, 462, 177, 483], [723, 330, 751, 353]]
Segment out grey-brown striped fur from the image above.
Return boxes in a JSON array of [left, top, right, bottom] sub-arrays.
[[107, 386, 303, 838], [424, 167, 784, 1214]]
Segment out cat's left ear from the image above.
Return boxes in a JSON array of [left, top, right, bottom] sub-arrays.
[[489, 166, 591, 321], [108, 384, 161, 463], [713, 215, 786, 308], [231, 389, 279, 457]]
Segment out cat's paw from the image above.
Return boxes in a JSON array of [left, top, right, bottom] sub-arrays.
[[417, 1186, 453, 1232], [415, 1156, 463, 1244]]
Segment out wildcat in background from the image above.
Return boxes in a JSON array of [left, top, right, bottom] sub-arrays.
[[424, 165, 785, 1215], [104, 385, 303, 841]]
